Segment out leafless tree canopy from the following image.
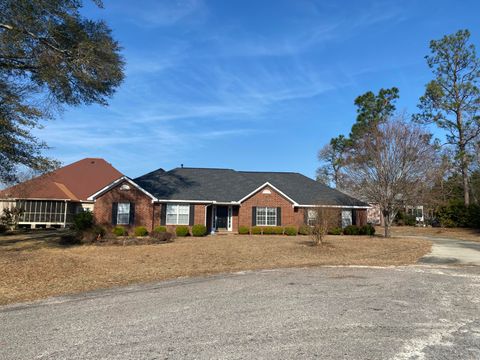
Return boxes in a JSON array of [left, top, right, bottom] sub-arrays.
[[344, 116, 437, 237]]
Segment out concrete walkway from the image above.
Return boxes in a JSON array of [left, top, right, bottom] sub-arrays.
[[416, 236, 480, 266]]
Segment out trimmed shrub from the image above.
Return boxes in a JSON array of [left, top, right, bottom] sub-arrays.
[[176, 225, 190, 237], [113, 226, 127, 236], [359, 224, 376, 236], [153, 226, 167, 233], [343, 225, 360, 235], [192, 224, 207, 237], [134, 226, 149, 237], [328, 227, 342, 235], [284, 226, 297, 236], [251, 226, 262, 235], [0, 224, 7, 234], [298, 224, 311, 235], [238, 226, 250, 235], [261, 226, 283, 235], [72, 210, 94, 231]]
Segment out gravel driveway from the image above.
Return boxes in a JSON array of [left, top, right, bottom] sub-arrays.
[[1, 266, 479, 360]]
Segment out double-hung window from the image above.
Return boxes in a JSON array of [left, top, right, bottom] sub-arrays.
[[256, 207, 277, 226], [117, 203, 130, 225], [307, 209, 317, 226], [166, 204, 190, 225]]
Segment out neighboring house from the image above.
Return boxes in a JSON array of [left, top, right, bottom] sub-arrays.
[[89, 167, 369, 233], [0, 158, 123, 228], [367, 203, 425, 226]]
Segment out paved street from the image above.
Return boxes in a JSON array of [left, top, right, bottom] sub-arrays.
[[1, 266, 479, 360], [417, 236, 480, 265]]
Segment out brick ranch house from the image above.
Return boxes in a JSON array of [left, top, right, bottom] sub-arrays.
[[90, 167, 369, 233]]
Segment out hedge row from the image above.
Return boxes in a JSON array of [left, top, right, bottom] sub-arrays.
[[237, 224, 375, 236]]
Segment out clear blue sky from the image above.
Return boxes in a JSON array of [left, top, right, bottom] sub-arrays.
[[36, 0, 480, 178]]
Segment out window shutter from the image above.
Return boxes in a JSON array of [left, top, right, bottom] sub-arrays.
[[129, 202, 135, 225], [252, 207, 257, 226], [112, 202, 118, 225], [276, 207, 282, 226], [160, 204, 167, 225], [189, 204, 195, 226], [303, 208, 308, 225]]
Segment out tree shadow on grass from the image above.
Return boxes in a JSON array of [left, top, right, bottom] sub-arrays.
[[0, 230, 81, 252]]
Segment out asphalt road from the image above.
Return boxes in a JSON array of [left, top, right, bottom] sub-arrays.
[[417, 236, 480, 266], [1, 266, 479, 360]]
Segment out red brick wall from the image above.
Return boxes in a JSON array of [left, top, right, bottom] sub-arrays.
[[238, 186, 304, 227], [93, 180, 155, 230]]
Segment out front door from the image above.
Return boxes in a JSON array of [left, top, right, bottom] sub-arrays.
[[216, 206, 228, 229]]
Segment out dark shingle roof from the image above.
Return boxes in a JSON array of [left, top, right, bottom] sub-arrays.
[[135, 167, 367, 207]]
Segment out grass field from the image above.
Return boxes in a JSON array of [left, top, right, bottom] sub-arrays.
[[0, 230, 431, 305]]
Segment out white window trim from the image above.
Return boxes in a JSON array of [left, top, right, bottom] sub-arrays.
[[166, 204, 190, 225], [256, 207, 277, 226], [117, 202, 130, 225]]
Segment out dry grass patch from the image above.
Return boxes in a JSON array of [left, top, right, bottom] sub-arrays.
[[0, 232, 431, 305], [383, 226, 480, 242]]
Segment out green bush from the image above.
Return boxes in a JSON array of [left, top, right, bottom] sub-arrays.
[[238, 226, 250, 235], [328, 227, 342, 235], [176, 225, 190, 237], [92, 225, 106, 237], [134, 226, 149, 237], [298, 225, 311, 235], [0, 224, 7, 233], [437, 201, 480, 228], [192, 224, 207, 237], [343, 225, 360, 235], [113, 226, 127, 236], [395, 211, 416, 226], [261, 226, 283, 235], [153, 226, 167, 233], [251, 226, 262, 235], [72, 210, 94, 231], [284, 226, 297, 236], [359, 224, 376, 236]]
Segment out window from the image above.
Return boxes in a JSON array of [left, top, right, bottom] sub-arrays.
[[256, 207, 277, 226], [307, 209, 317, 226], [166, 204, 190, 225], [117, 203, 130, 225]]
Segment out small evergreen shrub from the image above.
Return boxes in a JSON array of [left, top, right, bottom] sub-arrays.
[[0, 224, 7, 233], [176, 225, 190, 237], [238, 226, 250, 235], [192, 224, 207, 237], [153, 226, 167, 233], [343, 225, 360, 235], [359, 224, 376, 236], [298, 224, 311, 235], [251, 226, 262, 235], [134, 226, 149, 237], [328, 227, 342, 235], [261, 226, 283, 235], [284, 226, 297, 236], [72, 210, 94, 231], [113, 226, 127, 236]]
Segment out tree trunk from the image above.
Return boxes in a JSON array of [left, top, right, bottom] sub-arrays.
[[457, 111, 470, 206], [383, 211, 391, 238]]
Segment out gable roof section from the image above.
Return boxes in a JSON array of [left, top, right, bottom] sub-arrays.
[[0, 158, 123, 201], [134, 167, 368, 207], [87, 176, 157, 201]]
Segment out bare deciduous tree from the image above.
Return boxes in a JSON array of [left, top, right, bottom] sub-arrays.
[[309, 207, 339, 246], [344, 116, 437, 237]]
